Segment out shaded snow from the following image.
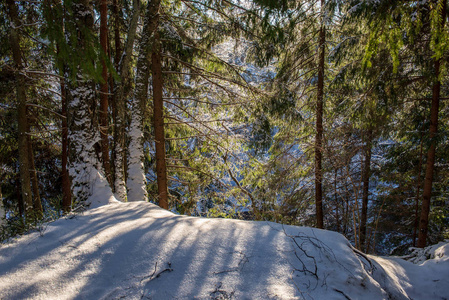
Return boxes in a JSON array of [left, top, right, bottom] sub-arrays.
[[369, 242, 449, 300], [0, 199, 448, 299]]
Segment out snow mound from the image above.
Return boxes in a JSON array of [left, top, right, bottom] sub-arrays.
[[0, 201, 448, 299], [369, 241, 449, 300], [403, 240, 449, 264]]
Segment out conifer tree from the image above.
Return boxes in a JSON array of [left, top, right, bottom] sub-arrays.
[[113, 0, 142, 202], [99, 0, 112, 186], [65, 0, 111, 204], [127, 0, 161, 202], [6, 0, 34, 221], [354, 0, 448, 248], [418, 0, 447, 248]]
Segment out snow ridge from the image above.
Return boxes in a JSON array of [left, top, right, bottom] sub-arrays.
[[0, 201, 447, 299]]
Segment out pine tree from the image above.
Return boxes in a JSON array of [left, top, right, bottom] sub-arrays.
[[127, 0, 161, 202], [99, 0, 112, 186], [65, 0, 111, 204], [6, 0, 34, 221], [113, 0, 142, 202]]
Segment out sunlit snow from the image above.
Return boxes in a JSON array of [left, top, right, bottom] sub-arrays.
[[0, 196, 448, 299]]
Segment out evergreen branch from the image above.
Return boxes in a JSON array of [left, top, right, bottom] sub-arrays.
[[26, 103, 66, 119], [161, 53, 254, 91], [25, 70, 63, 79], [226, 161, 255, 204], [163, 96, 242, 106], [164, 14, 217, 28], [164, 99, 225, 136], [164, 115, 231, 125], [167, 164, 229, 188], [165, 134, 209, 140], [162, 115, 238, 160], [181, 0, 231, 20], [163, 39, 253, 86], [167, 175, 200, 185]]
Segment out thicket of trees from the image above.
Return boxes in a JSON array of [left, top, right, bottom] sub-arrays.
[[1, 0, 448, 254]]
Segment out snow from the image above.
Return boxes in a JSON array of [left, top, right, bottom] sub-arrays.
[[369, 242, 449, 300], [126, 97, 148, 202], [1, 197, 448, 299]]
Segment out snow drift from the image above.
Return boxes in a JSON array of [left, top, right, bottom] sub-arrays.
[[0, 201, 448, 299]]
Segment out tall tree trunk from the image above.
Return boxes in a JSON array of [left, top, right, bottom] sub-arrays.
[[152, 33, 168, 209], [60, 69, 72, 213], [335, 169, 340, 232], [66, 0, 112, 206], [315, 0, 326, 229], [413, 132, 424, 246], [360, 129, 372, 252], [52, 1, 72, 213], [113, 0, 141, 202], [99, 0, 112, 186], [7, 0, 34, 221], [27, 131, 43, 218], [417, 1, 446, 248], [16, 172, 24, 220], [110, 0, 119, 191], [127, 0, 161, 202], [0, 183, 5, 226]]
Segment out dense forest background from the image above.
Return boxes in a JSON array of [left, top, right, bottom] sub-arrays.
[[1, 0, 448, 255]]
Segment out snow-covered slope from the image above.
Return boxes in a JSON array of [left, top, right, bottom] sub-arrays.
[[0, 201, 448, 300]]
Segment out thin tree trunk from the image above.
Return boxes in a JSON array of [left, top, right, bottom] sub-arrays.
[[113, 0, 141, 202], [112, 0, 122, 67], [315, 0, 326, 229], [110, 0, 119, 190], [417, 0, 446, 248], [360, 129, 372, 252], [27, 131, 43, 218], [127, 0, 161, 202], [7, 0, 34, 221], [335, 168, 340, 232], [413, 132, 424, 246], [16, 172, 24, 220], [99, 0, 112, 186], [0, 183, 5, 226], [152, 33, 168, 209], [417, 71, 441, 247], [53, 2, 72, 213], [61, 73, 71, 213]]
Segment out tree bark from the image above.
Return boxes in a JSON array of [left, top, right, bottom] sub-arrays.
[[99, 0, 112, 186], [360, 129, 372, 252], [417, 0, 446, 248], [152, 33, 169, 209], [0, 182, 5, 226], [66, 0, 108, 204], [315, 0, 326, 229], [127, 0, 161, 202], [335, 169, 340, 232], [113, 0, 142, 202], [7, 0, 34, 221], [413, 132, 424, 246], [110, 0, 120, 191], [60, 69, 72, 213], [27, 131, 43, 218]]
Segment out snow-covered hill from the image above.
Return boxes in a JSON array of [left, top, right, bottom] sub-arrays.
[[0, 200, 448, 299]]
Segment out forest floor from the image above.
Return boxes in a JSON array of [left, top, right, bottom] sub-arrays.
[[0, 196, 448, 299]]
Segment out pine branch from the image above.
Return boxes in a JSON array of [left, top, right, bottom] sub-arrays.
[[163, 96, 242, 106], [26, 103, 66, 119], [167, 164, 229, 188], [161, 53, 254, 91]]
